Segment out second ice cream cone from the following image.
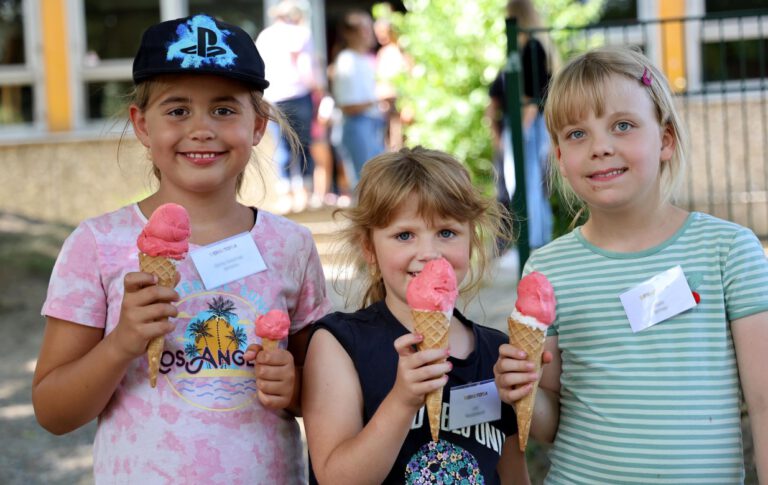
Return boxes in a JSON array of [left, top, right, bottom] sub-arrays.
[[413, 309, 451, 442], [507, 316, 547, 451]]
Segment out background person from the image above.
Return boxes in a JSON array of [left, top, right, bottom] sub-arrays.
[[257, 0, 320, 212]]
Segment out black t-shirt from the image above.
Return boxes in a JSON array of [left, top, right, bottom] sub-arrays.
[[489, 37, 550, 115], [308, 301, 517, 484]]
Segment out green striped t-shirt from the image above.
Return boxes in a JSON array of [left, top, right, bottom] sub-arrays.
[[524, 212, 768, 484]]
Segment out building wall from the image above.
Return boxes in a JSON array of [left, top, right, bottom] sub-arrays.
[[0, 136, 282, 226]]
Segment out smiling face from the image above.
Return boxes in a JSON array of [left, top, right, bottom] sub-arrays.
[[553, 74, 675, 215], [129, 74, 266, 197], [365, 195, 471, 322]]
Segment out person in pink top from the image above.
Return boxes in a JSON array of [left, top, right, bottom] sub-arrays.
[[33, 14, 331, 483]]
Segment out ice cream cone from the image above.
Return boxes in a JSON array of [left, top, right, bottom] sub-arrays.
[[507, 316, 547, 451], [413, 309, 451, 442], [139, 252, 177, 388], [261, 338, 279, 351]]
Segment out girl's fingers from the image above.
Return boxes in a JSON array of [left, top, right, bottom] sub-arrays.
[[410, 359, 452, 383], [394, 333, 423, 356], [256, 378, 291, 396], [495, 356, 535, 374], [500, 383, 533, 404], [141, 302, 179, 322], [498, 343, 528, 360], [256, 348, 292, 366], [136, 319, 175, 341], [411, 374, 449, 396], [255, 362, 292, 382], [243, 344, 261, 362], [123, 271, 157, 292]]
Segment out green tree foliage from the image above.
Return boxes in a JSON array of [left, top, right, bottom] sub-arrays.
[[379, 0, 604, 195], [378, 0, 507, 190]]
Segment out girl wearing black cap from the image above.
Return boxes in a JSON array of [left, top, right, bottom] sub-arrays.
[[33, 14, 331, 483]]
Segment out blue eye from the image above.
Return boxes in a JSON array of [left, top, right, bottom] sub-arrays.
[[616, 121, 632, 132], [439, 229, 456, 238], [395, 232, 412, 241], [567, 130, 585, 140]]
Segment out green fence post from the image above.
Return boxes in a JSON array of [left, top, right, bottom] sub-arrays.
[[504, 17, 529, 275]]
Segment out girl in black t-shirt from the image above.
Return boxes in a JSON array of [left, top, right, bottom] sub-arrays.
[[303, 146, 530, 484]]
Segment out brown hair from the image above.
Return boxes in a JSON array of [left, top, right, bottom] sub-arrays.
[[334, 146, 512, 309], [123, 76, 301, 194]]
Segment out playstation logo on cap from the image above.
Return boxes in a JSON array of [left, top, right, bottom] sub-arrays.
[[167, 16, 235, 68], [179, 26, 226, 57], [132, 14, 270, 91]]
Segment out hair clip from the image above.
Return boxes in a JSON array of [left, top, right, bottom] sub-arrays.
[[641, 67, 652, 86]]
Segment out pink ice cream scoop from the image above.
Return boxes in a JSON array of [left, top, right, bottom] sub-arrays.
[[515, 272, 556, 325], [256, 310, 291, 341], [137, 203, 191, 259], [406, 258, 458, 312]]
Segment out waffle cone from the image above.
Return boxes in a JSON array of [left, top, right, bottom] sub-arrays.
[[507, 316, 547, 451], [260, 338, 279, 351], [139, 253, 177, 388], [412, 309, 451, 441]]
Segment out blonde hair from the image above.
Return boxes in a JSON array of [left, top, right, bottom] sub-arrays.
[[544, 45, 689, 218], [124, 76, 301, 194], [335, 146, 511, 309]]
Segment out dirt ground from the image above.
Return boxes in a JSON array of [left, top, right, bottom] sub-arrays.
[[0, 211, 757, 484], [0, 213, 95, 484]]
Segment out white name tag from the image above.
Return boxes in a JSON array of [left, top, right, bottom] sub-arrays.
[[190, 232, 267, 290], [619, 265, 696, 333], [448, 379, 501, 430]]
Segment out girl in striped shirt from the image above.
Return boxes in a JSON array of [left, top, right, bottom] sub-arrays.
[[494, 46, 767, 483]]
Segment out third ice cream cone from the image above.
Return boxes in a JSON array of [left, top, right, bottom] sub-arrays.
[[507, 315, 546, 451], [508, 272, 556, 451]]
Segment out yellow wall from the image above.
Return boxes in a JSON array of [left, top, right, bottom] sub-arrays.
[[41, 0, 71, 131], [659, 0, 686, 92]]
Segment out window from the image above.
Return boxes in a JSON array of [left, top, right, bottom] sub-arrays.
[[79, 0, 160, 122], [188, 0, 265, 38], [705, 0, 767, 14], [700, 4, 768, 84], [599, 0, 638, 23], [0, 0, 34, 126], [78, 0, 268, 123]]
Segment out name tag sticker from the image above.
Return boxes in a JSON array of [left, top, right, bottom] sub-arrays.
[[619, 265, 696, 333], [190, 232, 267, 290], [448, 379, 501, 430]]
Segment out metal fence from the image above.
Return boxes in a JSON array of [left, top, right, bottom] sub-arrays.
[[505, 9, 768, 262]]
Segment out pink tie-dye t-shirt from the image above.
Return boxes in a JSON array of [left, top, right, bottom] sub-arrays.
[[42, 204, 331, 484]]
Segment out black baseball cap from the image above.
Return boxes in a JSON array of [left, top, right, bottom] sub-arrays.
[[132, 14, 270, 91]]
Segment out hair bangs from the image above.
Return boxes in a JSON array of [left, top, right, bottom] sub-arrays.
[[547, 64, 612, 136]]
